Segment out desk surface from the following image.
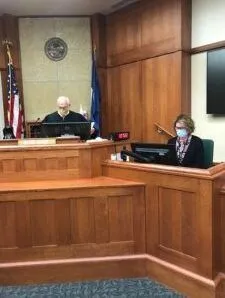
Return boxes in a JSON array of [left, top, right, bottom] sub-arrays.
[[0, 176, 144, 193], [103, 159, 225, 179], [0, 138, 128, 150]]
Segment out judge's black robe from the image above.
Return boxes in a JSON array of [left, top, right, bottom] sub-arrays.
[[42, 111, 87, 123]]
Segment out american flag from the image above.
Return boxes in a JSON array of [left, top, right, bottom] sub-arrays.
[[7, 61, 24, 138]]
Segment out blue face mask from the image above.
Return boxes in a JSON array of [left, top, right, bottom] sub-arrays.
[[176, 128, 188, 138]]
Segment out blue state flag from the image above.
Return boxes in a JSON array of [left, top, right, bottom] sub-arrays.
[[90, 54, 101, 135]]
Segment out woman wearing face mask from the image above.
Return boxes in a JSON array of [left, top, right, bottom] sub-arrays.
[[168, 114, 204, 168]]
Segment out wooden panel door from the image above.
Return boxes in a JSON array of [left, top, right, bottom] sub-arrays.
[[142, 51, 190, 143], [107, 62, 142, 141]]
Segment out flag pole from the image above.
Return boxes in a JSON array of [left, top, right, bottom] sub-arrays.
[[2, 39, 13, 62], [90, 44, 101, 136], [6, 44, 13, 64], [92, 44, 97, 63], [2, 40, 13, 126]]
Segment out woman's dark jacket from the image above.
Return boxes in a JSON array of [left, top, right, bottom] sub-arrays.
[[168, 135, 204, 168]]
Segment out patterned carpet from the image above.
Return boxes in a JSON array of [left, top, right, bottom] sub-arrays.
[[0, 278, 185, 297]]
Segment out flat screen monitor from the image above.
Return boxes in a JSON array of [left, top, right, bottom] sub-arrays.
[[207, 48, 225, 114], [41, 121, 91, 140], [131, 143, 177, 166]]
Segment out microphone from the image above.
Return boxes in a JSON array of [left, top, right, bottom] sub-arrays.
[[35, 117, 41, 123], [31, 118, 41, 138], [120, 149, 155, 163]]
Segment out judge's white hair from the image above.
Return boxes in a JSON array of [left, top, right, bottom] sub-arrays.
[[57, 96, 70, 106]]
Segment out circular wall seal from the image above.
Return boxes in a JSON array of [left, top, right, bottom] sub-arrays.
[[44, 37, 68, 61]]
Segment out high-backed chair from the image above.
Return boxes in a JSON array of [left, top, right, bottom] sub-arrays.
[[202, 139, 214, 168]]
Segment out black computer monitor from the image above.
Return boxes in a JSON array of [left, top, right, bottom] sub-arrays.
[[41, 121, 91, 140], [131, 142, 177, 166]]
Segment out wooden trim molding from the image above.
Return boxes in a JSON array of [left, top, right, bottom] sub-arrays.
[[0, 255, 146, 285], [191, 40, 225, 55], [1, 254, 224, 297]]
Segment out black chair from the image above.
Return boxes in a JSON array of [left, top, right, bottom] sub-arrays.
[[3, 125, 15, 139]]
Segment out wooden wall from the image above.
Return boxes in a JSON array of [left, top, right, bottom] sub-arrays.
[[92, 0, 191, 141]]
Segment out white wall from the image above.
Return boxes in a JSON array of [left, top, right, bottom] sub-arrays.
[[19, 17, 92, 122], [192, 0, 225, 162]]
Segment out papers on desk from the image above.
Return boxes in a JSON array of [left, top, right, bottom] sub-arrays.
[[86, 137, 109, 143], [18, 138, 56, 145]]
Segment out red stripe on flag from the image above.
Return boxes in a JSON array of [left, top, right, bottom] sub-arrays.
[[7, 62, 24, 138]]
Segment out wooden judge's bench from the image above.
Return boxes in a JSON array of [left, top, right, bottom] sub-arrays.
[[0, 138, 225, 297]]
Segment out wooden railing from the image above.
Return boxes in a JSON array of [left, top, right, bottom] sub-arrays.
[[154, 122, 174, 138]]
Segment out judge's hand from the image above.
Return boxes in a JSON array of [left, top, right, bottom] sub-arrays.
[[91, 127, 95, 135]]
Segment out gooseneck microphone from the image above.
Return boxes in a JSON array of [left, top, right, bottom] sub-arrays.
[[120, 149, 154, 163]]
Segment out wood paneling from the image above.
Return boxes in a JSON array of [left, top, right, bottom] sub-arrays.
[[91, 14, 107, 68], [0, 17, 6, 69], [216, 186, 225, 274], [2, 15, 20, 68], [0, 141, 130, 181], [220, 193, 225, 272], [106, 0, 191, 67], [105, 52, 190, 141], [0, 138, 224, 296], [158, 188, 197, 257], [107, 3, 141, 65], [107, 62, 142, 141], [0, 252, 223, 296], [31, 200, 56, 246], [0, 256, 146, 285], [0, 146, 80, 180], [109, 195, 133, 241], [71, 197, 96, 244], [145, 255, 217, 298], [98, 67, 108, 137], [0, 178, 145, 262], [140, 0, 180, 49], [102, 160, 225, 279], [142, 52, 190, 142], [0, 201, 16, 248], [101, 0, 191, 140], [180, 0, 192, 51]]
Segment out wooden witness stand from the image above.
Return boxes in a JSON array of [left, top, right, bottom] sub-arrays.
[[0, 138, 225, 297]]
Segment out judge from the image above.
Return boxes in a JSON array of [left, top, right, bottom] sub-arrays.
[[42, 96, 97, 138], [42, 96, 87, 123]]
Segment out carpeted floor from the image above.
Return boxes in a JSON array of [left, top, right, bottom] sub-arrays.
[[0, 278, 185, 297]]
